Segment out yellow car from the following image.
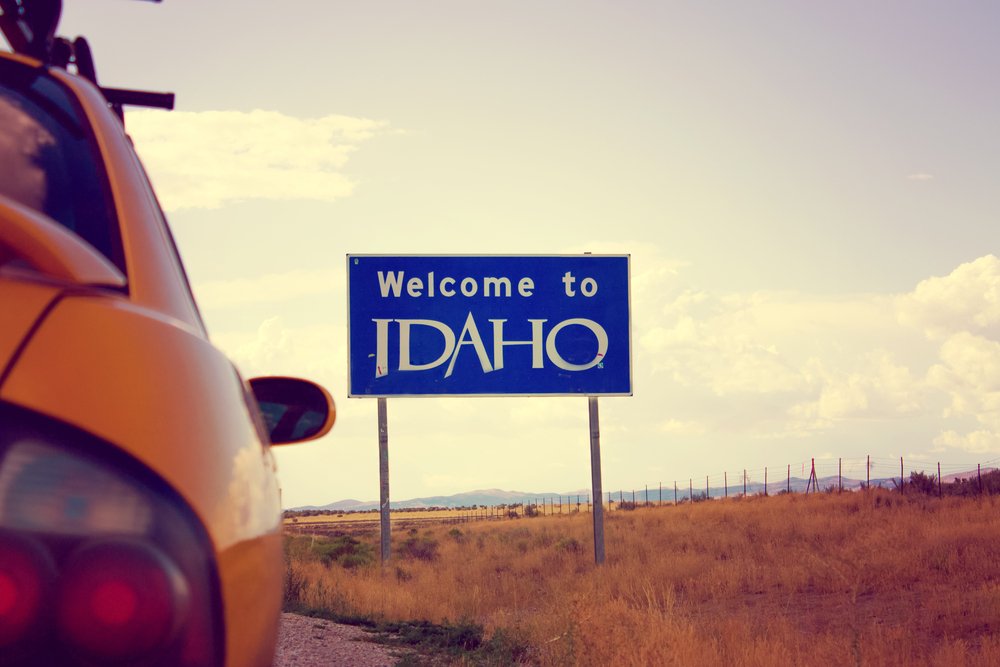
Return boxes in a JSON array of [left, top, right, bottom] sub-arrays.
[[0, 2, 334, 665]]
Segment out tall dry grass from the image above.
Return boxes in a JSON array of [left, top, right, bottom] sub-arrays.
[[286, 490, 1000, 665]]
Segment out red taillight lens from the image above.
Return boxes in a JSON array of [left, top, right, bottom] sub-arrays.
[[0, 409, 223, 665], [0, 532, 55, 647], [56, 540, 191, 662]]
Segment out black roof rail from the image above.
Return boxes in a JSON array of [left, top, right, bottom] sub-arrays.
[[0, 0, 172, 120], [0, 0, 62, 60]]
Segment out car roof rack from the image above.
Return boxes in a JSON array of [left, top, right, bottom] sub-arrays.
[[0, 0, 174, 120]]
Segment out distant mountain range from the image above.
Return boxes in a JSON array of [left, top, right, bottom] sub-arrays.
[[288, 469, 995, 511], [290, 488, 584, 512]]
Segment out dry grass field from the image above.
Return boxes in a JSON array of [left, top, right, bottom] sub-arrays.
[[285, 490, 1000, 665]]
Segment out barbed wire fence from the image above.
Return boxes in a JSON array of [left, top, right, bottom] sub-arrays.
[[521, 455, 1000, 516], [285, 455, 1000, 527]]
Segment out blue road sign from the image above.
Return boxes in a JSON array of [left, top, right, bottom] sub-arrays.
[[347, 255, 631, 397]]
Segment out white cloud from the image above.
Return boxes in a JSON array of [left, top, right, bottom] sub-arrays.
[[933, 430, 1000, 454], [896, 255, 1000, 341], [906, 173, 935, 181], [213, 317, 344, 386], [640, 289, 900, 399], [193, 268, 344, 310], [933, 332, 1000, 404], [891, 256, 1000, 452], [575, 253, 999, 447], [127, 109, 390, 211], [634, 267, 949, 439], [924, 332, 1000, 450], [787, 352, 925, 432]]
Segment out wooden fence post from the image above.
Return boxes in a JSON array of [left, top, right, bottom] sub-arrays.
[[938, 462, 942, 498]]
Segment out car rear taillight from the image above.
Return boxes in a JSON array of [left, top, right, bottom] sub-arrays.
[[0, 532, 55, 647], [56, 540, 190, 662], [0, 405, 223, 666]]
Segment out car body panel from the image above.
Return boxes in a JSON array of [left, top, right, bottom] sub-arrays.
[[0, 278, 60, 374], [0, 294, 279, 541], [0, 293, 285, 665]]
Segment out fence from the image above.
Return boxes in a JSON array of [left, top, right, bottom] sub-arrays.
[[285, 455, 1000, 528], [565, 454, 1000, 511]]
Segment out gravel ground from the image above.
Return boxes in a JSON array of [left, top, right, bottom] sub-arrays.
[[274, 612, 415, 666]]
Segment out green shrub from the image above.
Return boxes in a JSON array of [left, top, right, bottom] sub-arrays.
[[311, 535, 376, 569]]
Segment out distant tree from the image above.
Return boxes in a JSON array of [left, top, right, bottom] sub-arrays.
[[907, 471, 937, 496], [946, 469, 1000, 497]]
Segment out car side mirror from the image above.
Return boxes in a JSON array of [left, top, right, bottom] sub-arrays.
[[248, 377, 335, 445]]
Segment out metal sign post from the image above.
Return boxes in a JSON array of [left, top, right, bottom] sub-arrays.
[[377, 397, 390, 562], [589, 396, 605, 564]]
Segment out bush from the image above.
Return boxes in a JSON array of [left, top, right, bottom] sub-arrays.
[[907, 471, 938, 496], [555, 537, 583, 553], [945, 469, 1000, 497], [312, 535, 376, 569], [399, 535, 439, 561]]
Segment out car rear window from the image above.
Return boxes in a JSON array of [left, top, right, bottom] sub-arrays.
[[0, 72, 122, 270]]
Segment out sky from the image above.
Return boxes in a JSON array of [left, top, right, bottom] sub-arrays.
[[45, 1, 1000, 507]]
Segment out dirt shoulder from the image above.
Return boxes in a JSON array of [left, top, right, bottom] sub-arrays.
[[274, 612, 417, 667]]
